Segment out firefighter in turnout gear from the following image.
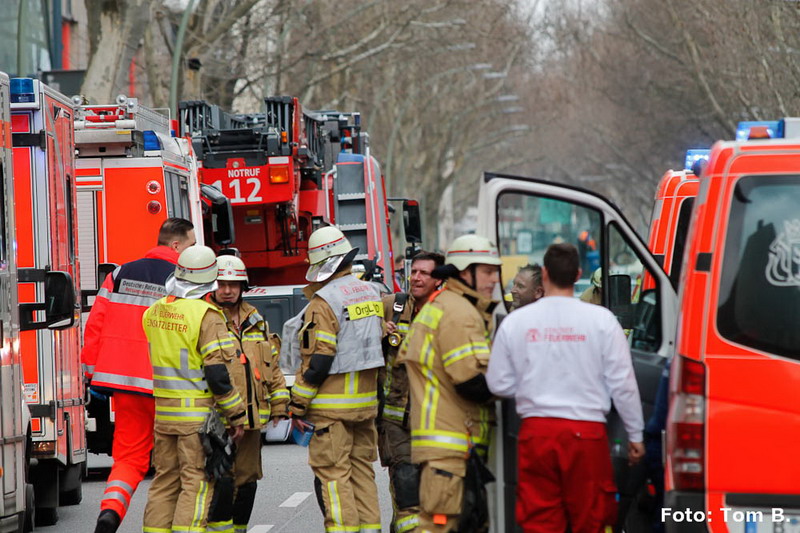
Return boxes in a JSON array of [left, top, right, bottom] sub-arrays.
[[83, 218, 196, 533], [286, 226, 384, 533], [206, 255, 290, 533], [142, 246, 246, 533], [379, 252, 444, 533], [398, 234, 502, 532]]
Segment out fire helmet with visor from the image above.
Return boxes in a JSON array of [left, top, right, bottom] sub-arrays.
[[306, 226, 358, 282], [445, 234, 502, 271]]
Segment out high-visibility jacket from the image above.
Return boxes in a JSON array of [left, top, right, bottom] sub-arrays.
[[380, 293, 417, 427], [208, 297, 290, 429], [398, 277, 496, 463], [289, 269, 383, 423], [143, 296, 245, 431], [82, 246, 178, 394]]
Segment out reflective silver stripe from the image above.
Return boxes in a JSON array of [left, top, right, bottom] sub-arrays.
[[394, 515, 418, 533], [206, 521, 233, 532], [101, 491, 130, 510], [105, 479, 133, 496], [270, 389, 290, 400], [83, 364, 95, 375], [152, 365, 204, 380], [108, 292, 159, 307], [382, 405, 405, 421], [360, 527, 381, 533], [96, 287, 110, 299], [92, 372, 152, 390], [153, 378, 208, 391], [411, 432, 470, 451], [310, 393, 377, 407]]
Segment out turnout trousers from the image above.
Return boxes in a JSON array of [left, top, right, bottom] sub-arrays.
[[100, 392, 155, 520], [378, 422, 419, 533], [207, 429, 263, 533], [308, 418, 381, 533], [417, 457, 467, 533], [517, 417, 618, 533], [142, 429, 215, 533]]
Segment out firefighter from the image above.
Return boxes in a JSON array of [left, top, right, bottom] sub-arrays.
[[580, 267, 603, 305], [286, 226, 385, 533], [379, 251, 445, 533], [142, 245, 246, 533], [398, 234, 502, 532], [83, 218, 196, 533], [206, 255, 290, 533]]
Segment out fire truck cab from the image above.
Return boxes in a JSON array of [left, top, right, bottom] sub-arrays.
[[477, 172, 679, 532], [10, 77, 84, 527], [73, 95, 234, 455], [665, 120, 800, 532]]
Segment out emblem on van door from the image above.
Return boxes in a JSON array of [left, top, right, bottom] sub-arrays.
[[766, 219, 800, 286]]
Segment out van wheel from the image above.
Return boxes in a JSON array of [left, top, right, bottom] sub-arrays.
[[23, 483, 35, 532]]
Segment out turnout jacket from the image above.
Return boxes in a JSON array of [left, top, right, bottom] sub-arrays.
[[289, 269, 384, 423], [143, 296, 246, 435], [82, 246, 178, 395], [380, 293, 417, 427], [207, 297, 290, 429], [398, 278, 496, 463]]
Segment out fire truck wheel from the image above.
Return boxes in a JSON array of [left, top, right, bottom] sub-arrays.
[[35, 506, 57, 527], [59, 462, 83, 505]]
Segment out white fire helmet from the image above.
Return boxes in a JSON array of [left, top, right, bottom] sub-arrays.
[[175, 245, 218, 284], [217, 255, 249, 284], [306, 226, 355, 282], [445, 234, 502, 271]]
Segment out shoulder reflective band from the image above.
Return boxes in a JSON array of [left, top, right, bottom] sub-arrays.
[[345, 301, 383, 320]]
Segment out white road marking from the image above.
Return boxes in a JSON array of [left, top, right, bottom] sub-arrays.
[[279, 491, 313, 508], [248, 526, 274, 533]]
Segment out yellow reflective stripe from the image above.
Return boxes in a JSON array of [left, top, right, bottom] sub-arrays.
[[192, 479, 210, 528], [271, 345, 279, 356], [172, 527, 207, 532], [419, 334, 438, 430], [344, 371, 358, 395], [242, 332, 265, 342], [270, 389, 290, 401], [411, 429, 470, 453], [345, 300, 383, 320], [441, 341, 489, 368], [199, 336, 236, 356], [293, 383, 318, 399], [143, 528, 171, 533], [395, 514, 419, 533], [397, 322, 410, 333], [328, 481, 343, 527], [311, 392, 378, 409], [217, 394, 243, 410], [206, 520, 234, 533], [382, 405, 405, 421], [360, 524, 381, 532], [315, 330, 338, 346], [415, 304, 443, 330], [325, 528, 360, 532]]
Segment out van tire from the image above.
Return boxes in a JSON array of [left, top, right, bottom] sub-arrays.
[[23, 483, 35, 532]]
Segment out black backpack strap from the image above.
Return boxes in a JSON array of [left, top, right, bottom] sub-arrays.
[[392, 293, 409, 324]]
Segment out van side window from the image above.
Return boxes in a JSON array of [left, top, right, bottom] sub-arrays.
[[669, 198, 694, 287], [717, 175, 800, 359]]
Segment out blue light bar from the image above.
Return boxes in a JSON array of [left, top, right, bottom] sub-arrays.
[[736, 120, 781, 141], [143, 131, 162, 151], [10, 78, 36, 104], [684, 149, 710, 171]]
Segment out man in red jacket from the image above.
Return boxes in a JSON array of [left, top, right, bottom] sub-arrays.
[[82, 218, 196, 533]]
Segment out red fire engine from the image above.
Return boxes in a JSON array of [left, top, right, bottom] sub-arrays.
[[10, 77, 84, 526], [179, 97, 397, 290], [73, 95, 235, 455]]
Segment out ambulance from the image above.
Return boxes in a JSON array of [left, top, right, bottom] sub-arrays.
[[0, 72, 32, 533], [73, 95, 234, 455], [478, 172, 680, 532], [664, 120, 800, 532], [10, 78, 84, 526]]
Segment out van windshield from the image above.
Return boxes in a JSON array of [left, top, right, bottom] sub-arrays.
[[717, 175, 800, 358]]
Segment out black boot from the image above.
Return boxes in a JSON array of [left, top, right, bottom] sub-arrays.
[[94, 509, 121, 533]]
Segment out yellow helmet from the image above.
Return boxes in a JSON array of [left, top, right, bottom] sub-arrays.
[[217, 255, 248, 283], [306, 226, 356, 282], [445, 234, 502, 271], [175, 246, 218, 284]]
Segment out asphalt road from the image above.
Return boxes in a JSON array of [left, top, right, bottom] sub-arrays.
[[37, 441, 394, 532]]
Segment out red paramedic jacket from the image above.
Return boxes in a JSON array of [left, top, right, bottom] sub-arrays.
[[81, 246, 179, 395]]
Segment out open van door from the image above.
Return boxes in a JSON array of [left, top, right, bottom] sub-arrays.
[[477, 172, 679, 532]]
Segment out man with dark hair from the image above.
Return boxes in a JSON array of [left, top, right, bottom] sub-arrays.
[[83, 218, 196, 533], [487, 242, 644, 533], [510, 264, 544, 310], [379, 250, 444, 533]]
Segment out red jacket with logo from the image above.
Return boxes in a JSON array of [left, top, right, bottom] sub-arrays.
[[81, 246, 178, 395]]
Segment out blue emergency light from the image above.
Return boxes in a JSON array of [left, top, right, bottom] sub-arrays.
[[142, 130, 162, 151], [736, 120, 781, 141], [684, 149, 710, 171], [10, 78, 36, 104]]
